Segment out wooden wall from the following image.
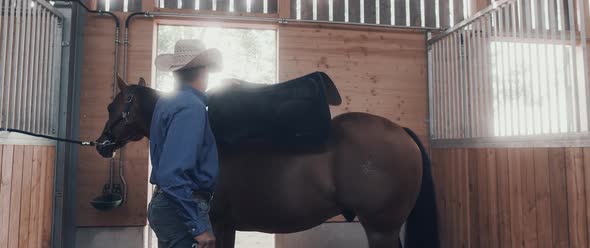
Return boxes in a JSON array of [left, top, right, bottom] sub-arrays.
[[431, 147, 590, 248], [77, 13, 154, 226], [0, 145, 56, 248], [279, 26, 428, 142]]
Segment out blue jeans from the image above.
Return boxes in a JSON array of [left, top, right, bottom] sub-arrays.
[[148, 189, 213, 248]]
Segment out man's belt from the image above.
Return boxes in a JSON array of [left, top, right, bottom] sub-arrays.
[[153, 186, 214, 201]]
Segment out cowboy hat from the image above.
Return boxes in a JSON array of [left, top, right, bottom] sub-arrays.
[[155, 39, 222, 72]]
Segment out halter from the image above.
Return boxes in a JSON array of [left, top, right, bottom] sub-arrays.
[[100, 93, 135, 147]]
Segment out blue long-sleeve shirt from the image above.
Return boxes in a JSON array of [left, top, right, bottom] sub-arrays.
[[149, 84, 219, 237]]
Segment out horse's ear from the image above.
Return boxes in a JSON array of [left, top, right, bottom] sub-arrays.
[[138, 77, 147, 87], [117, 74, 129, 91]]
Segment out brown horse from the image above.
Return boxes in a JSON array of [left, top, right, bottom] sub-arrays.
[[95, 77, 439, 248]]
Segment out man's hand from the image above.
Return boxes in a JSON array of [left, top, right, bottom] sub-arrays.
[[194, 231, 216, 248]]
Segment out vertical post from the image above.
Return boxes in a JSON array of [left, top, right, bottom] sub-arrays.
[[3, 0, 17, 129], [21, 0, 33, 131], [427, 32, 434, 140], [577, 0, 590, 131], [567, 0, 580, 132]]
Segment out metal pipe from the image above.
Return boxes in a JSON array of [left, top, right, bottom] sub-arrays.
[[428, 0, 517, 45], [21, 0, 32, 131], [12, 0, 25, 130], [578, 0, 590, 132]]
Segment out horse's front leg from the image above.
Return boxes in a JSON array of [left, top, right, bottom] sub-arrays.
[[214, 223, 236, 248]]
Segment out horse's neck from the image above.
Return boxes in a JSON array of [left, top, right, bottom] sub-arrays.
[[140, 88, 161, 139]]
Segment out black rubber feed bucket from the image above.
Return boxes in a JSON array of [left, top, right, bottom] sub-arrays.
[[90, 193, 123, 211]]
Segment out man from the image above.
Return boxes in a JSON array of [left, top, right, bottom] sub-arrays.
[[148, 39, 221, 248]]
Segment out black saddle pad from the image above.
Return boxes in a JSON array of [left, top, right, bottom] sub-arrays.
[[207, 72, 337, 146]]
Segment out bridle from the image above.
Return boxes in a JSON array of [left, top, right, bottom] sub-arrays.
[[98, 93, 136, 148]]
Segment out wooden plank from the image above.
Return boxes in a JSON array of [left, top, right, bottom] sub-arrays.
[[364, 0, 376, 24], [459, 149, 470, 248], [250, 0, 264, 13], [163, 0, 178, 8], [42, 147, 55, 248], [409, 0, 421, 26], [35, 147, 48, 248], [300, 0, 313, 19], [0, 145, 12, 248], [474, 149, 489, 248], [520, 148, 538, 248], [468, 149, 480, 248], [316, 0, 329, 20], [268, 0, 278, 13], [394, 0, 406, 26], [485, 148, 499, 248], [333, 0, 345, 21], [234, 0, 248, 12], [425, 0, 436, 27], [496, 148, 512, 248], [453, 0, 464, 25], [508, 149, 524, 248], [439, 0, 450, 28], [533, 148, 552, 248], [378, 0, 391, 25], [7, 146, 24, 248], [217, 0, 230, 11], [27, 146, 42, 248], [548, 148, 570, 248], [348, 0, 361, 23], [565, 148, 588, 248], [18, 146, 34, 248]]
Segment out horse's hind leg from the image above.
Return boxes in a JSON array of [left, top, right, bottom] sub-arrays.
[[361, 221, 401, 248], [363, 227, 400, 248]]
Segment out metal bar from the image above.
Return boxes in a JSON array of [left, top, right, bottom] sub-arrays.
[[455, 30, 461, 138], [470, 22, 478, 138], [28, 2, 39, 132], [443, 37, 450, 138], [509, 2, 519, 136], [11, 0, 24, 129], [524, 0, 533, 134], [482, 14, 491, 137], [17, 0, 29, 129], [515, 0, 530, 135], [4, 0, 17, 129], [431, 134, 590, 148], [449, 33, 455, 138], [553, 0, 564, 133], [428, 33, 434, 139], [438, 39, 443, 139], [557, 0, 568, 134], [492, 10, 501, 136], [36, 9, 48, 134], [434, 41, 440, 139], [567, 0, 579, 132], [459, 26, 471, 138], [21, 0, 32, 131], [47, 16, 56, 135], [475, 19, 483, 138], [579, 0, 590, 132], [428, 0, 517, 45], [0, 0, 8, 128], [36, 0, 65, 19], [499, 6, 508, 136], [51, 18, 63, 135], [41, 10, 51, 134]]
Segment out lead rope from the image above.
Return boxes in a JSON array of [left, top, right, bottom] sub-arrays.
[[0, 127, 96, 146]]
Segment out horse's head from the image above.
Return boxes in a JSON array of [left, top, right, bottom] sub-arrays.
[[96, 76, 151, 158]]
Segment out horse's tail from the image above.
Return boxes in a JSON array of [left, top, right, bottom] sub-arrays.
[[403, 127, 440, 248]]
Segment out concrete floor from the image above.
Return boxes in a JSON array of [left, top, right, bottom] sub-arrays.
[[235, 231, 275, 248]]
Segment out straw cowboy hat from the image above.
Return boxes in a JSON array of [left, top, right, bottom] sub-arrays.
[[155, 39, 222, 72]]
